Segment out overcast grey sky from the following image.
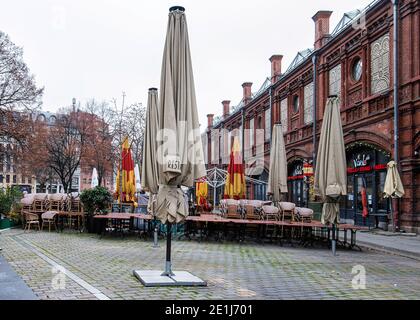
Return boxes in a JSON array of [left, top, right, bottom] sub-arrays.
[[1, 0, 370, 129]]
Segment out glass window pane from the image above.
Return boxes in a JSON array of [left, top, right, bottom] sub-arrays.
[[280, 98, 288, 133], [329, 64, 342, 97], [304, 82, 314, 125], [265, 109, 271, 141], [371, 33, 390, 94]]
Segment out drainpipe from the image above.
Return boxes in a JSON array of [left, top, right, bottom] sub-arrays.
[[241, 108, 245, 163], [269, 86, 273, 146], [392, 0, 399, 165], [392, 0, 400, 231], [312, 54, 318, 168]]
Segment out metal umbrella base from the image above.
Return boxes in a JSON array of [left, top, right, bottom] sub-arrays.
[[133, 223, 206, 287], [133, 270, 207, 287]]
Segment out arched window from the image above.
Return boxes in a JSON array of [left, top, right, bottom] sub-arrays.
[[37, 114, 46, 122]]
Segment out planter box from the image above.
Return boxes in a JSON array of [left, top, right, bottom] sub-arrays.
[[0, 218, 14, 230]]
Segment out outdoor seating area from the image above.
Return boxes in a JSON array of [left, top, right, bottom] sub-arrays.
[[183, 205, 364, 250], [16, 190, 365, 251], [20, 193, 85, 232]]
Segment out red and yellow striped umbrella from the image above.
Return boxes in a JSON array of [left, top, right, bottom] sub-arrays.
[[224, 136, 246, 200], [116, 137, 137, 206], [196, 178, 208, 207]]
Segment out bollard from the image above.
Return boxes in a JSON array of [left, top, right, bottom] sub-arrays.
[[153, 227, 159, 248]]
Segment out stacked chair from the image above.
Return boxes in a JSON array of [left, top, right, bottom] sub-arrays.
[[224, 199, 241, 220], [66, 193, 84, 231], [278, 202, 296, 223], [261, 205, 281, 242], [32, 194, 48, 214], [220, 199, 240, 240], [241, 200, 264, 240], [20, 193, 84, 232], [294, 207, 315, 246], [277, 202, 296, 241], [48, 193, 63, 211], [20, 194, 38, 231]]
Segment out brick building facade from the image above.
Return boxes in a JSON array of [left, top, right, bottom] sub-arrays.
[[204, 0, 420, 233]]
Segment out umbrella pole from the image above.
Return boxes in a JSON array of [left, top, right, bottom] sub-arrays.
[[390, 198, 395, 233], [332, 223, 337, 256], [162, 223, 174, 277], [213, 186, 217, 214]]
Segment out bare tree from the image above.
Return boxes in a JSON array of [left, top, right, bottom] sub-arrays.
[[109, 97, 146, 173], [46, 109, 89, 193], [0, 31, 43, 141], [0, 31, 43, 174], [81, 96, 146, 190], [82, 99, 114, 187]]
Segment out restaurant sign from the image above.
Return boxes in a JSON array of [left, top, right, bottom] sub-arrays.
[[347, 153, 387, 174]]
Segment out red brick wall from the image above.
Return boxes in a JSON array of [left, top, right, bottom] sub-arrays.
[[207, 0, 420, 232]]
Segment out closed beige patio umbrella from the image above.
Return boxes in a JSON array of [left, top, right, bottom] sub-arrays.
[[141, 88, 160, 215], [267, 123, 288, 204], [156, 6, 207, 276], [384, 161, 405, 232], [314, 96, 347, 255]]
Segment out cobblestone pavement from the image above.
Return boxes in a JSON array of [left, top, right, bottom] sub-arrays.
[[1, 228, 420, 300]]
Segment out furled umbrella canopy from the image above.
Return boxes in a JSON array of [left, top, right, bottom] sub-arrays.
[[314, 97, 347, 225], [383, 161, 405, 231], [141, 88, 160, 215], [196, 178, 208, 207], [267, 123, 288, 203], [156, 7, 207, 224], [134, 163, 141, 193], [91, 168, 99, 189], [120, 137, 137, 206], [384, 161, 405, 199], [224, 136, 246, 200]]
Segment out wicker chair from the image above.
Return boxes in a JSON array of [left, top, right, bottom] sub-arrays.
[[244, 200, 264, 220], [48, 194, 63, 211], [279, 202, 297, 239], [279, 202, 296, 222], [68, 196, 84, 230], [41, 211, 58, 232], [222, 200, 241, 240], [33, 193, 48, 214], [295, 207, 314, 223], [261, 205, 280, 241], [20, 194, 34, 210], [225, 200, 241, 219], [262, 205, 280, 221], [294, 207, 314, 245], [20, 195, 35, 229], [23, 211, 40, 232], [242, 200, 264, 240]]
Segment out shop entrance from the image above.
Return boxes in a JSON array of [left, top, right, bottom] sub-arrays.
[[341, 143, 390, 229], [287, 159, 309, 208]]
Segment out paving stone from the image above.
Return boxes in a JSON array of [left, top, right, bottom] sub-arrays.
[[1, 229, 420, 300]]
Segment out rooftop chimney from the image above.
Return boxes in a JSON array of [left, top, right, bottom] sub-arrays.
[[242, 82, 253, 105], [312, 11, 333, 50], [222, 101, 231, 119], [207, 114, 214, 128], [72, 97, 76, 112], [269, 55, 283, 84]]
